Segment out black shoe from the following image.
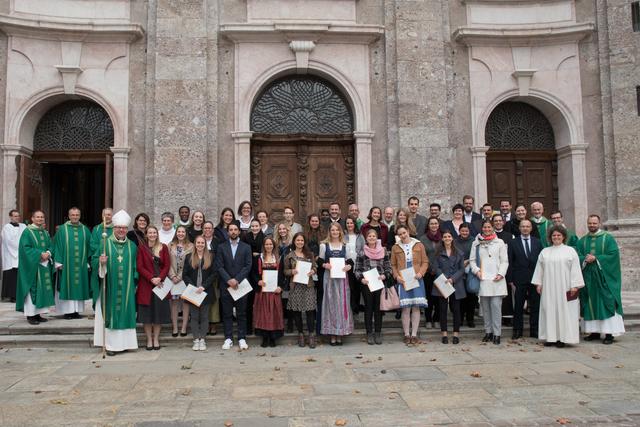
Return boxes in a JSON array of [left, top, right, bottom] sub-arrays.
[[27, 316, 39, 325], [394, 310, 401, 320], [556, 341, 565, 348], [482, 333, 493, 342], [468, 321, 476, 328], [146, 346, 153, 351], [180, 332, 188, 337], [493, 336, 501, 345], [153, 346, 160, 351], [452, 336, 459, 345], [367, 333, 375, 345], [269, 337, 276, 348], [374, 332, 383, 345], [603, 334, 614, 345], [529, 331, 538, 339], [64, 313, 74, 320], [106, 351, 116, 356], [544, 342, 555, 347], [172, 332, 179, 338], [584, 333, 600, 341], [72, 312, 82, 319], [35, 315, 48, 323], [441, 336, 448, 344], [261, 336, 268, 348], [512, 330, 522, 340]]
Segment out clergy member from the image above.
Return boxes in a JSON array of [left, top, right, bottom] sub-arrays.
[[1, 210, 26, 302], [550, 211, 578, 247], [53, 207, 91, 319], [530, 202, 550, 247], [16, 210, 55, 325], [90, 208, 113, 300], [93, 210, 138, 356], [577, 215, 625, 345]]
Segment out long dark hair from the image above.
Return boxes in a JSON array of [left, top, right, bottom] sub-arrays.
[[290, 232, 314, 260], [436, 230, 461, 257], [217, 207, 236, 228]]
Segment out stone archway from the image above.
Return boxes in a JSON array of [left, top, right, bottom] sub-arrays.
[[248, 75, 356, 223], [485, 101, 558, 213]]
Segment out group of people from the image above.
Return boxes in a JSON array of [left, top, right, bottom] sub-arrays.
[[0, 195, 624, 356]]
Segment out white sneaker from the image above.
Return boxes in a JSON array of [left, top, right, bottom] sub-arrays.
[[222, 338, 233, 350], [199, 339, 206, 351], [239, 339, 248, 350], [192, 339, 199, 351]]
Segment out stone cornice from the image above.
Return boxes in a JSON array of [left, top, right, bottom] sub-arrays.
[[220, 22, 384, 44], [453, 22, 595, 46], [0, 13, 145, 42]]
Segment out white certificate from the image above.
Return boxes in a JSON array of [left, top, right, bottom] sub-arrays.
[[293, 260, 312, 284], [153, 278, 173, 300], [400, 267, 419, 290], [181, 284, 207, 307], [481, 260, 498, 281], [227, 279, 253, 301], [170, 280, 187, 296], [330, 257, 346, 279], [363, 268, 384, 292], [262, 270, 278, 292], [434, 274, 455, 298]]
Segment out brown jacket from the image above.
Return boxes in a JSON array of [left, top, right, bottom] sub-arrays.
[[390, 239, 429, 282]]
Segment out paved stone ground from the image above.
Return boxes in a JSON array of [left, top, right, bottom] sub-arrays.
[[1, 331, 639, 426]]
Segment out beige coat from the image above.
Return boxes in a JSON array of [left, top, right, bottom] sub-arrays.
[[469, 236, 508, 297]]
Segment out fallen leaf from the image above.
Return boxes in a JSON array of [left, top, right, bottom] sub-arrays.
[[556, 417, 571, 425], [257, 353, 266, 357], [430, 358, 437, 362], [305, 357, 316, 362], [95, 364, 101, 368], [345, 362, 353, 366], [615, 364, 624, 368], [335, 419, 347, 426], [591, 354, 601, 359], [378, 356, 383, 360], [418, 349, 426, 353], [578, 401, 589, 406], [353, 390, 360, 394], [239, 361, 245, 365], [181, 363, 192, 370], [355, 354, 363, 359], [470, 371, 482, 378], [566, 370, 576, 374], [50, 399, 69, 405], [181, 388, 191, 396], [274, 366, 281, 371], [380, 369, 387, 374], [34, 390, 42, 394], [583, 374, 590, 379], [224, 421, 234, 427]]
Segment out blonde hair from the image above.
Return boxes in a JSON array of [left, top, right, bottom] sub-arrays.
[[323, 222, 345, 244], [191, 235, 212, 269], [273, 222, 291, 248], [170, 225, 193, 252], [145, 226, 163, 256], [396, 208, 416, 236]]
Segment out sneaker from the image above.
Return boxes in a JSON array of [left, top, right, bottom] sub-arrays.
[[192, 339, 200, 351], [222, 338, 233, 350], [239, 339, 249, 350], [199, 339, 207, 351]]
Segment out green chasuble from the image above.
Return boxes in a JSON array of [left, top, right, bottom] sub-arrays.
[[89, 224, 113, 301], [531, 216, 550, 248], [577, 230, 623, 321], [16, 225, 55, 311], [53, 222, 91, 300], [566, 229, 579, 248], [90, 235, 138, 329]]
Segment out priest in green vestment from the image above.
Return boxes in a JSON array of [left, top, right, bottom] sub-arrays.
[[53, 207, 91, 319], [16, 210, 55, 325], [89, 208, 113, 302], [92, 209, 138, 356], [577, 215, 624, 345], [530, 202, 550, 247], [550, 211, 579, 248]]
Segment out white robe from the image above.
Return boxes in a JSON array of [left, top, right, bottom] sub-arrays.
[[159, 227, 176, 245], [1, 223, 26, 271], [531, 244, 585, 344]]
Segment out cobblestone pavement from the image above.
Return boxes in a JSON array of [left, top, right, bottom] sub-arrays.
[[0, 330, 639, 426]]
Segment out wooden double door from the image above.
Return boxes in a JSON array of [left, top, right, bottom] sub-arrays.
[[486, 150, 558, 213], [250, 136, 355, 224]]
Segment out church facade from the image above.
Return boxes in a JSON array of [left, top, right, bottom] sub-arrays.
[[0, 0, 638, 288]]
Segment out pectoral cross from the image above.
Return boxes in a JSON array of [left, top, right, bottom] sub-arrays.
[[117, 255, 123, 263]]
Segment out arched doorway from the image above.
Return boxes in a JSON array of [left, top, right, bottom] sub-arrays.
[[25, 100, 114, 227], [485, 101, 558, 212], [249, 76, 355, 223]]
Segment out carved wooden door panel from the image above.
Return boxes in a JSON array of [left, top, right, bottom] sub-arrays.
[[251, 139, 355, 224], [487, 151, 557, 213]]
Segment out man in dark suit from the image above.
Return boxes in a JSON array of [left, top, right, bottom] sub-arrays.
[[471, 203, 494, 236], [408, 196, 427, 239], [506, 219, 542, 339], [321, 202, 346, 231], [215, 223, 253, 350], [462, 195, 482, 225]]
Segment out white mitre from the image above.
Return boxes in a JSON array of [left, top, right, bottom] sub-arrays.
[[112, 210, 131, 227]]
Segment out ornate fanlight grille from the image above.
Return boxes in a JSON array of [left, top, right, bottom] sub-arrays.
[[34, 100, 114, 151], [486, 102, 554, 150], [250, 76, 353, 134]]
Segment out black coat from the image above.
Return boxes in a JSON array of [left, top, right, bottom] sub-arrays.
[[506, 235, 542, 285], [242, 231, 264, 287], [214, 240, 252, 290], [433, 249, 466, 300], [182, 253, 217, 305]]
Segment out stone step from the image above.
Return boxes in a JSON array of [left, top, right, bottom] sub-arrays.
[[1, 319, 637, 348]]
